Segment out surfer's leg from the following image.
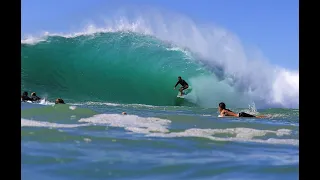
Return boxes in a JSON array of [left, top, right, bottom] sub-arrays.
[[179, 87, 183, 96], [183, 85, 188, 90], [255, 115, 268, 118], [181, 85, 188, 95]]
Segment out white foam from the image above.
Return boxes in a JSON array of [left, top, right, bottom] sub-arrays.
[[146, 128, 298, 146], [21, 119, 88, 128], [22, 113, 298, 146], [21, 99, 55, 106], [69, 106, 77, 110], [21, 35, 47, 45], [271, 68, 299, 108], [39, 99, 55, 105], [78, 114, 298, 146], [78, 114, 171, 133]]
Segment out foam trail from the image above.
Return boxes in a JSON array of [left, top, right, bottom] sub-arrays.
[[21, 119, 88, 128]]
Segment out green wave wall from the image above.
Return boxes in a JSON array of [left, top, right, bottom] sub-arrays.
[[21, 32, 210, 106]]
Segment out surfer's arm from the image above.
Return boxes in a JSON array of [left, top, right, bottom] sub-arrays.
[[227, 111, 239, 117], [219, 112, 225, 117], [174, 81, 180, 88]]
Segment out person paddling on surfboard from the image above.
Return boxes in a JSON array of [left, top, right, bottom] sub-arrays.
[[218, 102, 267, 118], [174, 76, 189, 96]]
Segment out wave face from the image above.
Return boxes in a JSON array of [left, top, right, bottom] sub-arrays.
[[21, 14, 299, 108], [22, 33, 210, 106]]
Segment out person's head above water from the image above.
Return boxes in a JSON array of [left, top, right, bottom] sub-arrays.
[[22, 91, 28, 96], [55, 98, 65, 104], [31, 92, 36, 96], [218, 102, 226, 112], [178, 76, 182, 80]]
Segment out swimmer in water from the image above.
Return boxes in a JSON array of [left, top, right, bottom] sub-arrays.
[[21, 91, 32, 102], [30, 92, 41, 102], [218, 102, 267, 118], [55, 98, 65, 104]]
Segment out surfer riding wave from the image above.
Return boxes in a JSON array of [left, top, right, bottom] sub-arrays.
[[174, 76, 189, 96]]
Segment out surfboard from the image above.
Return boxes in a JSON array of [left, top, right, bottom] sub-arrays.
[[177, 94, 185, 98], [176, 86, 192, 98]]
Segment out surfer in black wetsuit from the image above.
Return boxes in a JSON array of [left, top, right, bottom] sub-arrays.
[[174, 76, 189, 96], [21, 91, 32, 102], [30, 92, 41, 102], [21, 91, 43, 103], [218, 102, 267, 118], [55, 98, 65, 104]]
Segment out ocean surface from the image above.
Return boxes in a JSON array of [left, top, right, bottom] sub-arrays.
[[21, 18, 299, 180]]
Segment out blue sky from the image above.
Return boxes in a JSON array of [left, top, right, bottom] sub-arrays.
[[22, 0, 298, 70]]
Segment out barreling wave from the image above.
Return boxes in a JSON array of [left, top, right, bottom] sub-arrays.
[[21, 12, 299, 108], [22, 32, 209, 106]]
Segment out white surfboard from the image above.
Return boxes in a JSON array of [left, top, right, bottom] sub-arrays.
[[176, 86, 192, 98], [177, 94, 185, 98]]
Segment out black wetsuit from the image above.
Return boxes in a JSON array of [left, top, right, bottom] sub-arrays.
[[238, 112, 255, 117], [31, 96, 41, 102], [175, 79, 188, 88], [21, 95, 32, 102], [224, 109, 255, 117]]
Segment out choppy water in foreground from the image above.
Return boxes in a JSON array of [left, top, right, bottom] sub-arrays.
[[21, 102, 299, 180]]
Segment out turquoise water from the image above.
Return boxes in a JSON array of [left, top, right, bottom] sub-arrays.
[[21, 31, 299, 179], [22, 33, 209, 106], [22, 32, 287, 108]]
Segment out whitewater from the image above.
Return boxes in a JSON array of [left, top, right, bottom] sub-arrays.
[[21, 10, 299, 180]]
